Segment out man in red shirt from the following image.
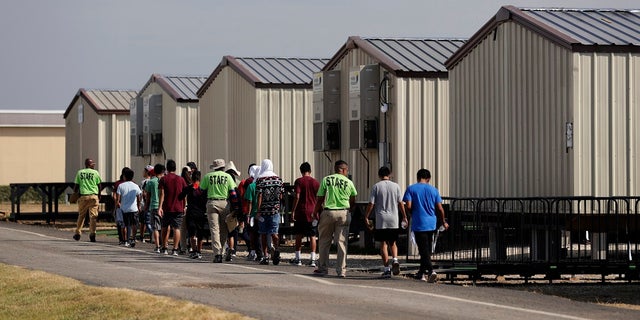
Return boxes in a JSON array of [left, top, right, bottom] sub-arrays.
[[158, 159, 187, 255], [289, 162, 320, 266]]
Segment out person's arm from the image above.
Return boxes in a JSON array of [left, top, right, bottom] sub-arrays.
[[364, 202, 374, 230], [348, 196, 356, 212], [256, 193, 263, 220], [290, 192, 300, 222], [158, 188, 164, 217], [313, 196, 325, 221], [399, 201, 408, 227], [436, 202, 448, 230]]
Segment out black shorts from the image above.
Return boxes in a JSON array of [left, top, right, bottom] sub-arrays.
[[186, 213, 208, 239], [293, 219, 317, 237], [374, 228, 400, 242], [162, 212, 183, 229], [122, 211, 138, 227]]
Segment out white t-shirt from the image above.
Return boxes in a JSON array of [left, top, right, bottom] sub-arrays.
[[117, 181, 142, 213]]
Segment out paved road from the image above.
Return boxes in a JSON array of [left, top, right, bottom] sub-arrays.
[[1, 221, 638, 320]]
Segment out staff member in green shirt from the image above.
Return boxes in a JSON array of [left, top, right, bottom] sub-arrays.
[[200, 159, 237, 263], [73, 158, 102, 242], [312, 160, 357, 278]]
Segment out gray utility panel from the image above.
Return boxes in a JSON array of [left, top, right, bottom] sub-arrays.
[[349, 64, 379, 150], [313, 71, 341, 151], [130, 97, 143, 156], [142, 94, 163, 155]]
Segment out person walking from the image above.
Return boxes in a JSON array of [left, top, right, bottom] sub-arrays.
[[158, 159, 187, 256], [145, 164, 165, 253], [73, 158, 102, 242], [243, 164, 261, 261], [255, 159, 285, 265], [363, 166, 408, 278], [115, 167, 142, 248], [200, 159, 238, 263], [402, 169, 448, 283], [138, 165, 154, 243], [289, 162, 320, 267], [179, 170, 207, 259], [312, 160, 357, 278]]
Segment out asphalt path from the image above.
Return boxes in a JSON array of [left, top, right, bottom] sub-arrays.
[[1, 221, 638, 320]]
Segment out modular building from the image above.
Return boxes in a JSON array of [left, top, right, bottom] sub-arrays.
[[446, 6, 640, 197], [64, 89, 137, 182], [0, 110, 65, 184], [317, 36, 466, 200], [130, 74, 207, 174], [197, 56, 328, 183]]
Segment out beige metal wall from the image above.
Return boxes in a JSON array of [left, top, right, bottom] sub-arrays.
[[131, 83, 200, 177], [199, 67, 316, 183], [65, 98, 130, 183], [449, 21, 574, 197], [323, 48, 452, 200], [572, 52, 640, 196], [65, 99, 100, 181], [255, 88, 315, 184], [393, 76, 450, 196], [0, 127, 65, 184], [200, 67, 257, 175]]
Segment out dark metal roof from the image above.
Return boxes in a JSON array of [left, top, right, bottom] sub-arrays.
[[323, 36, 466, 78], [138, 74, 208, 102], [446, 6, 640, 69], [63, 89, 137, 119], [0, 110, 64, 127], [198, 56, 329, 97], [521, 8, 640, 46]]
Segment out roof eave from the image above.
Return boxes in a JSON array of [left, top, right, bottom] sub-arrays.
[[322, 36, 405, 76]]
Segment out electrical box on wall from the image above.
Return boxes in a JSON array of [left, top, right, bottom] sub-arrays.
[[349, 64, 379, 149], [142, 94, 163, 155], [130, 97, 143, 156], [312, 71, 341, 151]]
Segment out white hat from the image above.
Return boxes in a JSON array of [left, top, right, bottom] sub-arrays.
[[225, 161, 241, 177], [210, 159, 226, 170]]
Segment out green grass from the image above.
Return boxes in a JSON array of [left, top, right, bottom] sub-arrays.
[[0, 263, 253, 320]]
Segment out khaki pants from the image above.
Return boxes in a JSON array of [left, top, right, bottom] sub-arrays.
[[206, 199, 230, 256], [75, 195, 99, 235], [317, 209, 351, 276]]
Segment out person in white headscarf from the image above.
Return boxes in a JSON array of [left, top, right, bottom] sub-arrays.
[[244, 164, 262, 261], [255, 159, 285, 265]]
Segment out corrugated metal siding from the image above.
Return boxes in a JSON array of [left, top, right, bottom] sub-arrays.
[[450, 21, 573, 197], [573, 52, 640, 196], [235, 58, 328, 84], [364, 38, 466, 72], [394, 77, 450, 195], [522, 8, 640, 45], [254, 88, 314, 184]]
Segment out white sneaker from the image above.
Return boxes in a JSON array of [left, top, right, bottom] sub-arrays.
[[307, 260, 317, 267], [427, 271, 438, 283]]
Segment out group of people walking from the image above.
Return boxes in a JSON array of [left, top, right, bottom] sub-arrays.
[[72, 157, 448, 282]]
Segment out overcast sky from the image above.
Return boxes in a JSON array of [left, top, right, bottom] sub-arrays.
[[0, 0, 637, 110]]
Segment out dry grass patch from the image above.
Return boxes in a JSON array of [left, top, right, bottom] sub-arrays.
[[0, 263, 253, 320]]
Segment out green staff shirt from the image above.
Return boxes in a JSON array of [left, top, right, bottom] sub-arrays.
[[75, 168, 102, 195], [317, 173, 357, 209], [201, 171, 237, 199]]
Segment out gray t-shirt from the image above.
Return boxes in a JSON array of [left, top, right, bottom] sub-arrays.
[[369, 180, 403, 229]]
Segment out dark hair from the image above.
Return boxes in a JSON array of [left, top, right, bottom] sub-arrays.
[[417, 169, 431, 180], [191, 170, 201, 182], [300, 162, 311, 174], [153, 164, 165, 175], [181, 167, 192, 184], [378, 166, 391, 178], [334, 160, 348, 172], [247, 163, 256, 174], [186, 161, 198, 171], [123, 168, 134, 181], [166, 159, 177, 172]]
